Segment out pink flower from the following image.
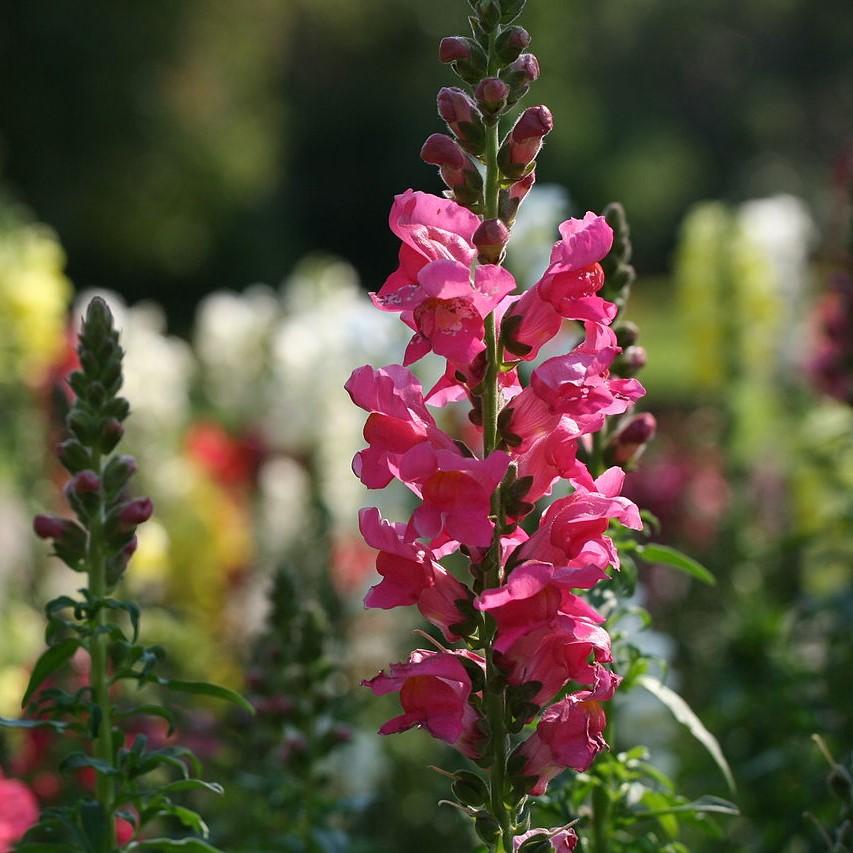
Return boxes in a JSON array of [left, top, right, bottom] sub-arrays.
[[400, 444, 511, 549], [346, 364, 455, 489], [502, 216, 616, 362], [549, 213, 614, 272], [516, 669, 620, 794], [513, 421, 595, 506], [359, 508, 472, 640], [375, 190, 480, 305], [0, 773, 39, 853], [517, 468, 642, 577], [394, 260, 516, 365], [506, 322, 645, 443], [513, 825, 578, 852], [362, 649, 486, 758], [476, 562, 611, 704]]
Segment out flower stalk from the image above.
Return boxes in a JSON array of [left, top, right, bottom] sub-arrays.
[[352, 1, 649, 850]]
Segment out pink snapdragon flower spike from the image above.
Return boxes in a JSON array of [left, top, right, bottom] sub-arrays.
[[349, 4, 661, 845], [400, 444, 511, 548], [363, 649, 486, 759], [359, 507, 471, 640], [346, 364, 456, 489], [0, 773, 39, 853], [515, 668, 621, 795], [513, 825, 578, 852]]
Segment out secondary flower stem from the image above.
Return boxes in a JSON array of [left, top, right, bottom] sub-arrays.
[[87, 449, 116, 847], [481, 26, 513, 853]]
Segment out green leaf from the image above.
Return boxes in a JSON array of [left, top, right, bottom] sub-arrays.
[[638, 675, 736, 793], [633, 795, 740, 818], [22, 639, 81, 707], [127, 840, 224, 852], [0, 716, 72, 732], [60, 753, 120, 777], [114, 704, 176, 734], [158, 679, 254, 714], [636, 544, 716, 586], [160, 779, 224, 796]]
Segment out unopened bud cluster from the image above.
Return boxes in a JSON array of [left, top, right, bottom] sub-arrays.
[[34, 297, 152, 587], [425, 0, 550, 253]]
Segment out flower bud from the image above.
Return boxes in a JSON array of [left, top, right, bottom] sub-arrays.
[[500, 0, 527, 25], [604, 413, 656, 468], [57, 439, 91, 473], [421, 133, 484, 207], [68, 470, 101, 495], [451, 770, 489, 807], [440, 36, 487, 84], [499, 172, 536, 227], [33, 514, 75, 541], [517, 838, 552, 853], [614, 321, 639, 349], [473, 218, 510, 265], [439, 36, 472, 63], [437, 87, 485, 155], [622, 345, 647, 374], [498, 106, 553, 181], [474, 812, 501, 845], [100, 418, 125, 454], [33, 515, 87, 570], [495, 26, 530, 65], [118, 497, 154, 527], [102, 454, 138, 494], [501, 52, 540, 105], [476, 0, 501, 30], [475, 77, 510, 118]]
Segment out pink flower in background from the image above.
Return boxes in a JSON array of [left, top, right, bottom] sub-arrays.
[[516, 668, 621, 794], [513, 825, 578, 852], [400, 444, 510, 548], [360, 507, 471, 640], [346, 364, 455, 489], [0, 773, 39, 853], [363, 649, 486, 758]]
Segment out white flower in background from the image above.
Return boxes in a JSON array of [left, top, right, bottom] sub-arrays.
[[256, 455, 311, 559], [737, 195, 816, 370], [194, 284, 279, 414], [267, 257, 409, 529], [75, 290, 195, 444], [506, 183, 570, 285]]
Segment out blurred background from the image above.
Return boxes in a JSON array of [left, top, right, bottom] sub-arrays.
[[0, 0, 851, 851]]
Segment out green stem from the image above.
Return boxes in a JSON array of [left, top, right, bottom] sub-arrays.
[[480, 26, 512, 853], [88, 450, 116, 848]]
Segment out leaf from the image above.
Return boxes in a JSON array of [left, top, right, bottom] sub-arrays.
[[158, 679, 254, 714], [159, 779, 224, 796], [636, 544, 716, 586], [60, 753, 120, 777], [638, 675, 736, 793], [114, 704, 176, 734], [22, 639, 81, 707], [127, 840, 224, 852], [633, 795, 740, 819], [0, 717, 72, 732]]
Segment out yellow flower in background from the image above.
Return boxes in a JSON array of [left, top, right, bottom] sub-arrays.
[[0, 217, 72, 385], [674, 203, 731, 390]]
